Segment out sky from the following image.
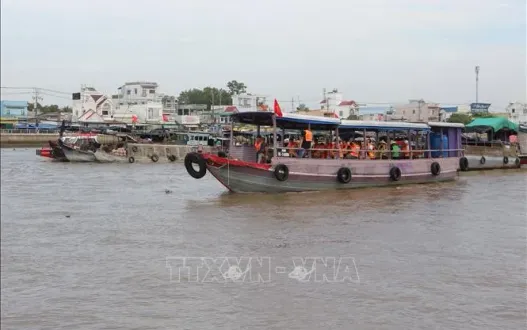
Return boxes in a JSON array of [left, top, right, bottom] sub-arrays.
[[1, 0, 526, 111]]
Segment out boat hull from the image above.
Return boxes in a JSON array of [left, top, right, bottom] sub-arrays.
[[204, 155, 459, 193], [61, 145, 96, 162], [93, 150, 128, 163], [464, 155, 521, 170]]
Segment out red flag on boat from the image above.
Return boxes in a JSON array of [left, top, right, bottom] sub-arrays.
[[273, 99, 283, 117], [162, 114, 169, 122]]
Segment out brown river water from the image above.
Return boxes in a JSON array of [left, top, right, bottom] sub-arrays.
[[1, 149, 526, 329]]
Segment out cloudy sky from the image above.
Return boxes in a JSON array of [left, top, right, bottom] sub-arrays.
[[1, 0, 525, 110]]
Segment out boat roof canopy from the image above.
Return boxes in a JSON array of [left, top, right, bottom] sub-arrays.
[[339, 120, 430, 131], [465, 117, 519, 133], [427, 121, 465, 128], [232, 112, 340, 130]]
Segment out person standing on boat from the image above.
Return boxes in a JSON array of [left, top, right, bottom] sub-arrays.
[[254, 135, 266, 163], [298, 129, 313, 158]]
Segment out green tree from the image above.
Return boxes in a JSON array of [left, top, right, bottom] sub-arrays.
[[226, 80, 247, 95], [178, 87, 233, 110], [296, 103, 309, 111], [347, 114, 360, 120], [472, 112, 496, 118], [447, 113, 473, 125]]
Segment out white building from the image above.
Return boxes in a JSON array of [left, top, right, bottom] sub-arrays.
[[392, 99, 440, 122], [111, 81, 165, 124], [319, 89, 358, 119], [73, 82, 166, 125], [72, 86, 115, 123], [505, 102, 527, 124], [232, 93, 269, 112]]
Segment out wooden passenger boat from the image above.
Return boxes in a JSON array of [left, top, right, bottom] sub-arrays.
[[184, 111, 464, 193]]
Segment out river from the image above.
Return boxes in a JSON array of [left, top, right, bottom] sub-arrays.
[[1, 149, 526, 330]]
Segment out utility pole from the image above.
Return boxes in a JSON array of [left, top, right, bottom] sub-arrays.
[[32, 88, 43, 130], [291, 97, 295, 112], [475, 65, 480, 103], [323, 88, 327, 111], [211, 89, 215, 124]]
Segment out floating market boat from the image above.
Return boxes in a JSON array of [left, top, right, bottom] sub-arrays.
[[460, 117, 521, 171]]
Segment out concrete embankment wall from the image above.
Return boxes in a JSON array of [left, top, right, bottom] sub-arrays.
[[1, 133, 59, 147], [126, 143, 214, 163]]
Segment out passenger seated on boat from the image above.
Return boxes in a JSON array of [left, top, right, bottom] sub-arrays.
[[366, 138, 376, 160], [390, 140, 401, 159], [401, 140, 410, 159], [312, 140, 324, 158], [288, 139, 298, 157], [378, 140, 388, 159]]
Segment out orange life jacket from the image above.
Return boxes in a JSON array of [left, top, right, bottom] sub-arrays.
[[304, 130, 313, 142], [254, 140, 262, 152], [350, 143, 360, 158]]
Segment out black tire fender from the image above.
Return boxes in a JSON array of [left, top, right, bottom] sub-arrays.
[[184, 152, 207, 179], [515, 157, 521, 168], [480, 156, 486, 165], [337, 167, 352, 184], [431, 162, 441, 176], [274, 164, 289, 181], [389, 166, 401, 181], [503, 156, 509, 165], [459, 157, 469, 171], [218, 151, 227, 158], [151, 154, 159, 162], [128, 156, 135, 163], [167, 155, 177, 162], [131, 146, 138, 152]]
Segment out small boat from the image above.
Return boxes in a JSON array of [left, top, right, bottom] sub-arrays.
[[183, 110, 464, 193], [461, 117, 521, 171], [59, 137, 97, 162]]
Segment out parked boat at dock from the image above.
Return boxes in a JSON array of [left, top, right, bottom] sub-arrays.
[[460, 117, 521, 171], [518, 124, 527, 166], [184, 111, 464, 193]]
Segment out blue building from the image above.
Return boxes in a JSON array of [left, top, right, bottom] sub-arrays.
[[0, 100, 28, 117], [0, 100, 29, 128]]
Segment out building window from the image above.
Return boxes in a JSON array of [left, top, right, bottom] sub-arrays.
[[127, 90, 131, 95], [413, 109, 416, 114], [512, 108, 515, 113], [142, 89, 147, 97], [339, 111, 344, 117], [102, 110, 109, 116], [149, 90, 155, 94], [134, 88, 138, 95], [523, 108, 527, 114]]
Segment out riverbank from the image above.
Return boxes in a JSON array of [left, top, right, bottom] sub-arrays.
[[0, 133, 59, 148]]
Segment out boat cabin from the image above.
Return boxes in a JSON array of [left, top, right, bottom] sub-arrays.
[[171, 132, 212, 146], [228, 111, 339, 162]]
